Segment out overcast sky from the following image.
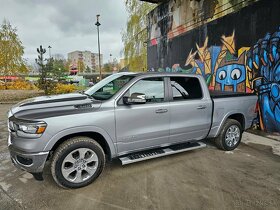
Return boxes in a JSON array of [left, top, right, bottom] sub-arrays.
[[0, 0, 128, 64]]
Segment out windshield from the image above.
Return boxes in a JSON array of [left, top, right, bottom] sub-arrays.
[[85, 74, 135, 100]]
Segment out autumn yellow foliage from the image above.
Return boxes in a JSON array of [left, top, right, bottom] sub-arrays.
[[52, 83, 77, 94], [0, 80, 78, 95], [0, 80, 38, 90]]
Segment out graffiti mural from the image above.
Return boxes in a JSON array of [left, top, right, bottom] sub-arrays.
[[247, 28, 280, 132], [147, 0, 280, 133], [147, 0, 258, 44], [185, 32, 251, 92], [149, 63, 192, 74], [149, 27, 280, 133], [185, 29, 280, 132], [147, 0, 259, 69]]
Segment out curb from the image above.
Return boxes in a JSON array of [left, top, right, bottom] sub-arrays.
[[243, 132, 280, 156], [247, 129, 280, 142]]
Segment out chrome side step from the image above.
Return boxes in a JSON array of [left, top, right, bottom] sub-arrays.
[[119, 142, 206, 165]]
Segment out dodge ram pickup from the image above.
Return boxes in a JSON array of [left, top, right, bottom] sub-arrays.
[[7, 72, 258, 188]]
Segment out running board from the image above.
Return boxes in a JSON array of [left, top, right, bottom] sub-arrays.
[[119, 142, 206, 165]]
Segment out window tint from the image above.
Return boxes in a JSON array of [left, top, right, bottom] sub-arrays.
[[126, 77, 165, 103], [171, 77, 202, 100]]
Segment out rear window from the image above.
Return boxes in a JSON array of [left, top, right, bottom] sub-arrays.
[[170, 77, 202, 100]]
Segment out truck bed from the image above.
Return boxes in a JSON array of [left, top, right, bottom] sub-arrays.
[[207, 92, 258, 138], [209, 90, 256, 98]]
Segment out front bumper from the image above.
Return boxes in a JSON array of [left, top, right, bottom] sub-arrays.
[[8, 144, 49, 173]]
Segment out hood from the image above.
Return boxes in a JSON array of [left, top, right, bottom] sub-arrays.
[[9, 93, 102, 120]]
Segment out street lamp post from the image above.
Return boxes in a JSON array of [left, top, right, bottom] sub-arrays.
[[95, 14, 102, 81], [48, 46, 52, 58]]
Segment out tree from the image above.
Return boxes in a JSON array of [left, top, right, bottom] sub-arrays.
[[0, 20, 27, 87], [36, 45, 50, 94], [36, 47, 68, 94], [77, 60, 85, 73], [102, 63, 113, 73], [52, 58, 68, 80], [122, 0, 155, 72], [85, 66, 91, 73], [103, 58, 121, 73], [64, 59, 71, 72]]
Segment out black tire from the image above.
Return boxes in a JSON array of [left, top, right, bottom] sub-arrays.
[[51, 136, 105, 189], [214, 119, 242, 151]]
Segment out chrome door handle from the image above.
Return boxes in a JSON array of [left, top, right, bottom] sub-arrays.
[[197, 105, 207, 109], [155, 109, 168, 113]]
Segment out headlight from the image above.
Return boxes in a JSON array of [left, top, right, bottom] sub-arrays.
[[8, 116, 47, 138], [17, 123, 47, 134], [10, 120, 47, 138]]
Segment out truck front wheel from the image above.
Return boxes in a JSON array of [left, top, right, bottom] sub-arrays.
[[51, 136, 105, 188], [214, 119, 242, 151]]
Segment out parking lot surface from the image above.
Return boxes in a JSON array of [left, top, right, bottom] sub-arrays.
[[0, 104, 280, 210]]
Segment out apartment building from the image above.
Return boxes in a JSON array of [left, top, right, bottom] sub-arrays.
[[67, 50, 103, 74]]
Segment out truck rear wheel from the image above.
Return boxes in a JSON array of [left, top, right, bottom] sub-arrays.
[[51, 136, 105, 188], [214, 119, 242, 151]]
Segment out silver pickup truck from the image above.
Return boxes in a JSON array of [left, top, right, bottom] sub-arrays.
[[7, 72, 257, 188]]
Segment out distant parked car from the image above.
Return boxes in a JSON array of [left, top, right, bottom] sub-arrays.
[[88, 81, 94, 87]]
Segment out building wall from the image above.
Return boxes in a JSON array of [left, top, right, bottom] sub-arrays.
[[147, 0, 280, 133], [92, 53, 103, 71], [83, 51, 93, 70]]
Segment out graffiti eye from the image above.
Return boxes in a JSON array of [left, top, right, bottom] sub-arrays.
[[271, 84, 280, 99], [231, 69, 241, 80], [218, 71, 226, 80]]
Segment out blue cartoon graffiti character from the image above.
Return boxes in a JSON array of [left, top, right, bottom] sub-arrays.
[[247, 27, 280, 132], [215, 52, 246, 92]]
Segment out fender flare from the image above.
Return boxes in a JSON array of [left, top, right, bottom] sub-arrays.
[[43, 125, 117, 158], [214, 111, 245, 137]]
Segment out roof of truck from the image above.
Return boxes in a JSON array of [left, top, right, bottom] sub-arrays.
[[116, 72, 201, 77]]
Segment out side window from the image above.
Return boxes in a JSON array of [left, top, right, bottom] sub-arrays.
[[125, 77, 165, 103], [171, 77, 202, 100]]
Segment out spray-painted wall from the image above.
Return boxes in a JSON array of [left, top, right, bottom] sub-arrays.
[[147, 0, 280, 133]]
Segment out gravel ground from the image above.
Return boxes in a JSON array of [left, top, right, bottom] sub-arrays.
[[0, 104, 280, 210]]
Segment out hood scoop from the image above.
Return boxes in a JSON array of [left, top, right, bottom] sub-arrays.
[[19, 96, 87, 107]]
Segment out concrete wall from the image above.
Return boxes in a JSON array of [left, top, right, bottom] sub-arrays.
[[147, 0, 280, 132]]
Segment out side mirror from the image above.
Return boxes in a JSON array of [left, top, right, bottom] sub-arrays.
[[123, 92, 146, 105]]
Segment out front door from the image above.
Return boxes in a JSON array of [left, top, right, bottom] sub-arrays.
[[115, 77, 170, 154]]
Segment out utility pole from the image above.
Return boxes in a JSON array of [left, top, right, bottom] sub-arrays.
[[95, 14, 102, 81]]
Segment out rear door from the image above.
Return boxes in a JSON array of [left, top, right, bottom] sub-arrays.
[[115, 77, 170, 154], [168, 76, 212, 143]]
